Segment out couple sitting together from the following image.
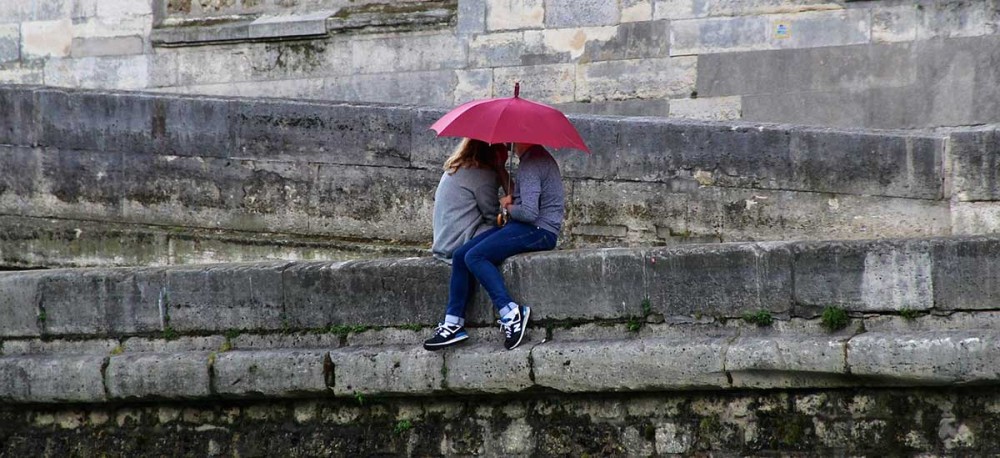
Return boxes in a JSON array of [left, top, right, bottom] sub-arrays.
[[425, 138, 564, 351]]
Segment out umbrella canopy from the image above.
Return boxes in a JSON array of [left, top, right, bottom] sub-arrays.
[[430, 83, 590, 153]]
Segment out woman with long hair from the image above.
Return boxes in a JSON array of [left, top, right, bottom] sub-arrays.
[[431, 138, 510, 264]]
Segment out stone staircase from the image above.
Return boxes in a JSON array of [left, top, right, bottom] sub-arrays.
[[3, 236, 1000, 402], [3, 85, 1000, 455]]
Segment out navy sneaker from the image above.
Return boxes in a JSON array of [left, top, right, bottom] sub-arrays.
[[423, 322, 469, 351], [499, 304, 530, 350]]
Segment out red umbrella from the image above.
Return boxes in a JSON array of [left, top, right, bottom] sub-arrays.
[[430, 83, 590, 153]]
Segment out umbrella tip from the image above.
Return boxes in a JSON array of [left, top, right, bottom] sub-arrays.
[[514, 82, 520, 98]]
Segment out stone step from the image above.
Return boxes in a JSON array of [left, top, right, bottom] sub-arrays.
[[2, 235, 999, 339], [3, 326, 1000, 404]]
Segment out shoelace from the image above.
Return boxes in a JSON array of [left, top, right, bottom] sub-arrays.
[[497, 317, 521, 338], [435, 323, 457, 338]]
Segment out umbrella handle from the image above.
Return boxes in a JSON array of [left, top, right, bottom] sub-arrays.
[[497, 208, 509, 227]]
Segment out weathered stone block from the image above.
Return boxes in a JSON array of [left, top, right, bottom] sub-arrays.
[[933, 238, 1000, 311], [0, 152, 35, 191], [106, 351, 212, 399], [151, 22, 250, 45], [36, 89, 154, 154], [545, 0, 619, 27], [577, 56, 695, 102], [122, 336, 224, 353], [148, 95, 236, 158], [165, 262, 288, 332], [615, 119, 791, 184], [652, 0, 842, 21], [742, 89, 869, 128], [329, 345, 444, 395], [793, 240, 934, 313], [39, 268, 166, 336], [468, 30, 564, 68], [2, 338, 118, 355], [620, 0, 652, 22], [0, 0, 73, 22], [952, 201, 1000, 235], [283, 258, 484, 329], [848, 331, 1000, 384], [43, 54, 150, 90], [234, 333, 343, 350], [568, 21, 670, 62], [0, 23, 18, 64], [727, 336, 849, 388], [493, 64, 576, 104], [532, 337, 729, 391], [350, 33, 466, 74], [670, 9, 870, 56], [552, 114, 620, 179], [322, 69, 458, 106], [444, 342, 533, 393], [669, 96, 741, 121], [453, 68, 493, 104], [788, 129, 945, 200], [234, 100, 412, 166], [409, 107, 457, 171], [505, 248, 647, 320], [486, 0, 544, 31], [949, 128, 1000, 202], [121, 156, 314, 235], [248, 11, 332, 39], [556, 99, 670, 117], [457, 0, 487, 34], [34, 148, 123, 220], [0, 271, 45, 337], [696, 45, 875, 98], [646, 242, 792, 318], [214, 350, 330, 397], [872, 5, 917, 43], [308, 165, 437, 242], [0, 354, 107, 403], [21, 19, 73, 59], [0, 86, 39, 147], [70, 35, 144, 58]]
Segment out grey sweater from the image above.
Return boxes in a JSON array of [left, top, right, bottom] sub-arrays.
[[431, 167, 501, 263], [509, 146, 564, 236]]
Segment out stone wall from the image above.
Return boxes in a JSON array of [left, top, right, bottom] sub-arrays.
[[2, 237, 1000, 454], [4, 389, 1000, 456], [5, 85, 1000, 268], [2, 0, 1000, 128]]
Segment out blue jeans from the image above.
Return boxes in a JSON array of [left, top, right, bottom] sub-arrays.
[[445, 221, 557, 320]]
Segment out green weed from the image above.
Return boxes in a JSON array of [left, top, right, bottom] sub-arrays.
[[743, 310, 774, 327], [821, 306, 849, 331]]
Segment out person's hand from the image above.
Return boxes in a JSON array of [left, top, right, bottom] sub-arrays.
[[499, 195, 513, 210]]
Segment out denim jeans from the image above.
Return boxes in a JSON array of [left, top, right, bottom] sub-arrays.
[[445, 221, 557, 320]]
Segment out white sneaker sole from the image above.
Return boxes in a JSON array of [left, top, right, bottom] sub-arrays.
[[423, 333, 469, 350]]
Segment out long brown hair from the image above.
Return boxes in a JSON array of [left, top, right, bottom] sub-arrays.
[[443, 138, 497, 174]]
